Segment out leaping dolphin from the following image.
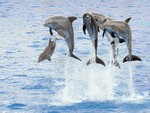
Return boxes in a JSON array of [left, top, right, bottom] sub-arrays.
[[102, 20, 142, 62], [43, 15, 81, 61], [91, 13, 122, 68], [38, 37, 57, 63], [83, 13, 105, 66]]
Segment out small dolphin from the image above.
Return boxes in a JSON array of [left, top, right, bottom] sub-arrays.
[[38, 37, 57, 63], [43, 15, 81, 61], [83, 13, 105, 66], [102, 20, 142, 63]]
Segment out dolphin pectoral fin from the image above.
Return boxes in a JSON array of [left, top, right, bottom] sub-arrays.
[[83, 24, 86, 35], [96, 57, 105, 66], [70, 54, 82, 61], [56, 29, 65, 37], [49, 28, 53, 35], [118, 37, 125, 43], [111, 41, 115, 44], [102, 28, 106, 38], [125, 17, 131, 23], [68, 16, 77, 23], [123, 55, 142, 63], [111, 32, 116, 38]]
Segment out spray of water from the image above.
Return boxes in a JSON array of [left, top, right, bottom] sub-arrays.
[[128, 62, 135, 97], [51, 42, 145, 106]]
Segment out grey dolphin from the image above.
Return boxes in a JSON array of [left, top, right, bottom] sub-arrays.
[[91, 13, 121, 68], [43, 15, 81, 61], [102, 20, 142, 62], [83, 13, 105, 66], [103, 17, 131, 68], [38, 37, 57, 63]]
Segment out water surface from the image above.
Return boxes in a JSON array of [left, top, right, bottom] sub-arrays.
[[0, 0, 150, 112]]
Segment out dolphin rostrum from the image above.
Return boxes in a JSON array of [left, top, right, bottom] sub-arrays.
[[83, 13, 105, 66], [38, 37, 57, 63], [102, 20, 142, 63], [43, 15, 81, 61]]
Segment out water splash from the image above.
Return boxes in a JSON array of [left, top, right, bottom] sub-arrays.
[[52, 45, 145, 105], [58, 56, 117, 104], [128, 62, 135, 98]]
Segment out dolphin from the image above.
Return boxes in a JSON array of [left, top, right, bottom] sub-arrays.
[[43, 15, 81, 61], [38, 37, 57, 63], [90, 13, 121, 68], [83, 13, 105, 66], [91, 13, 132, 68], [103, 17, 131, 68], [102, 20, 142, 63]]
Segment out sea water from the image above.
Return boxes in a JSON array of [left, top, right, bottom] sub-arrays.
[[0, 0, 150, 112]]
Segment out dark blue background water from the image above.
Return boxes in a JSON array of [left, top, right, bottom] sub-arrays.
[[0, 0, 150, 112]]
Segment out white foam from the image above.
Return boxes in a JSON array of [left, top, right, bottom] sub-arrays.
[[51, 46, 147, 106]]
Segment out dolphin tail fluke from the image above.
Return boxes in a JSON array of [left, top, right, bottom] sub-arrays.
[[70, 54, 82, 61], [123, 55, 142, 63], [96, 57, 105, 66], [114, 60, 121, 69], [87, 57, 105, 66]]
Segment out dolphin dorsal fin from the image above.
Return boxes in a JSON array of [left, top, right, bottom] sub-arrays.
[[68, 16, 77, 23], [125, 17, 131, 23]]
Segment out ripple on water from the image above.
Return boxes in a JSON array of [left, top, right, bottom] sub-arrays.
[[26, 31, 35, 34], [110, 6, 118, 8], [48, 111, 59, 113], [28, 44, 40, 48], [28, 67, 42, 71], [33, 41, 40, 43], [31, 6, 40, 8], [126, 6, 135, 8], [22, 84, 48, 90], [0, 92, 7, 94], [42, 37, 48, 40], [0, 66, 5, 68], [12, 74, 27, 77], [7, 103, 27, 109]]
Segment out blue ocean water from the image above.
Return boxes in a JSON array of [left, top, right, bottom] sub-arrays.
[[0, 0, 150, 112]]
